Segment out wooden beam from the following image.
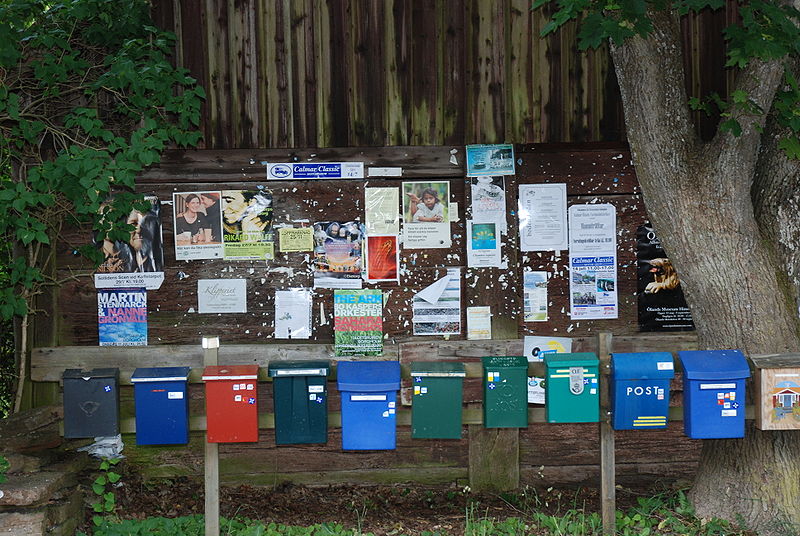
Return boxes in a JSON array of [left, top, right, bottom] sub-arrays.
[[202, 336, 220, 536], [468, 426, 519, 492], [598, 331, 615, 535]]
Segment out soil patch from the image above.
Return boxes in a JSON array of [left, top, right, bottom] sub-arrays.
[[81, 465, 668, 535]]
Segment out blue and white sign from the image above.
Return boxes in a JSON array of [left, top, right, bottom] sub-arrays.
[[466, 144, 515, 176], [265, 162, 364, 180], [568, 204, 618, 320]]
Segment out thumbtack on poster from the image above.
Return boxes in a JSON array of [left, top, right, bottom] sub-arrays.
[[367, 167, 403, 177], [202, 336, 220, 349]]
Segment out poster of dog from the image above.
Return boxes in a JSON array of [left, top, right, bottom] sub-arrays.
[[636, 224, 695, 331]]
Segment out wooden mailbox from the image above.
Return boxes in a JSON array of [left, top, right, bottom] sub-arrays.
[[751, 353, 800, 431]]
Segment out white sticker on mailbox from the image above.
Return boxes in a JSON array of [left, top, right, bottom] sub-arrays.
[[168, 391, 184, 400], [246, 384, 254, 390], [233, 384, 240, 391], [657, 361, 674, 370], [351, 394, 386, 401], [721, 409, 737, 417], [388, 401, 396, 408], [309, 394, 317, 401], [234, 395, 242, 402], [308, 385, 324, 393], [700, 383, 737, 390], [382, 410, 389, 417]]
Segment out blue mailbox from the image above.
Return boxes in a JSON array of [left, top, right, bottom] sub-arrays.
[[678, 349, 750, 439], [337, 361, 400, 450], [611, 352, 674, 430], [131, 367, 191, 445]]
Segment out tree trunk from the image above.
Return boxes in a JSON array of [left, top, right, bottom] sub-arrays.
[[610, 8, 800, 535]]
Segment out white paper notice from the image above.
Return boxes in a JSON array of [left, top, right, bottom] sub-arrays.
[[412, 267, 461, 336], [197, 279, 247, 313], [518, 184, 568, 251], [523, 335, 573, 362], [528, 377, 546, 404], [275, 289, 313, 339], [466, 306, 492, 340], [470, 176, 507, 234], [523, 270, 548, 322], [467, 221, 502, 268], [365, 187, 400, 236], [568, 204, 618, 320]]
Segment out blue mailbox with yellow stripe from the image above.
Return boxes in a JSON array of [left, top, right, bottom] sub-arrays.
[[611, 352, 674, 430]]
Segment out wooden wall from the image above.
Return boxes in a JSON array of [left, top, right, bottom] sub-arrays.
[[55, 144, 641, 345], [148, 1, 736, 150]]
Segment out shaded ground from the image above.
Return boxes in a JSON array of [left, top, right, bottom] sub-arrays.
[[82, 464, 673, 535]]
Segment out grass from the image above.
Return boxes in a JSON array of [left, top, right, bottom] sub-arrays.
[[79, 489, 755, 536]]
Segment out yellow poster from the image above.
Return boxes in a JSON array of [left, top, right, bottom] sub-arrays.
[[278, 227, 314, 252]]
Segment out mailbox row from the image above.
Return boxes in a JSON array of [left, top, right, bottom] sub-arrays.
[[61, 350, 800, 449]]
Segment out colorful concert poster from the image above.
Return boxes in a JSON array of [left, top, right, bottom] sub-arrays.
[[221, 189, 274, 260], [97, 288, 147, 346], [366, 235, 399, 282], [333, 289, 383, 357], [313, 221, 365, 288]]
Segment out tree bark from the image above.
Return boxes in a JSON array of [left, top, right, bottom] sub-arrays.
[[610, 7, 800, 534]]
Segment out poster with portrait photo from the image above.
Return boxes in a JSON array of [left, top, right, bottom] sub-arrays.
[[637, 224, 694, 331], [221, 189, 274, 260], [312, 221, 365, 289], [93, 195, 165, 290], [402, 181, 452, 249], [173, 192, 224, 260]]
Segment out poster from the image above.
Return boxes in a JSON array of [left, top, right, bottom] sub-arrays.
[[366, 235, 400, 282], [221, 190, 274, 260], [466, 306, 492, 340], [173, 191, 224, 260], [470, 176, 507, 234], [266, 162, 364, 180], [466, 144, 515, 176], [365, 187, 400, 236], [97, 288, 147, 346], [412, 268, 462, 336], [333, 289, 383, 356], [637, 224, 694, 331], [278, 227, 314, 252], [523, 271, 548, 322], [524, 336, 572, 404], [94, 195, 164, 290], [466, 221, 502, 268], [275, 288, 313, 339], [197, 279, 247, 313], [518, 184, 568, 251], [313, 221, 365, 289], [402, 181, 452, 249], [568, 204, 618, 320]]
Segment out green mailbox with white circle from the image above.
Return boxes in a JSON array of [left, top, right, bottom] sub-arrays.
[[544, 352, 600, 423]]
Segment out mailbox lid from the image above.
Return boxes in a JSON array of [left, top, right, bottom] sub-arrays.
[[337, 361, 400, 392], [202, 365, 259, 381], [611, 352, 675, 381], [268, 360, 330, 377], [678, 350, 750, 380], [481, 356, 527, 370], [131, 366, 191, 382], [410, 361, 466, 377], [750, 353, 800, 369], [63, 368, 120, 380], [544, 352, 599, 368]]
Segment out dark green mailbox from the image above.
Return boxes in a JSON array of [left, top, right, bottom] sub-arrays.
[[544, 352, 600, 423], [411, 361, 466, 439], [268, 360, 330, 445], [482, 356, 529, 428]]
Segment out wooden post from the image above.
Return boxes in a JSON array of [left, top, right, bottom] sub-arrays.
[[202, 336, 220, 536], [468, 425, 519, 492], [598, 331, 615, 535]]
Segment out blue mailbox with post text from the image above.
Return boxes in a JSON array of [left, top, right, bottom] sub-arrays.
[[337, 360, 400, 450], [611, 352, 674, 430], [678, 349, 750, 439]]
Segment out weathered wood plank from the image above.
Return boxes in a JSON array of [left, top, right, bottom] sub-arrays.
[[468, 426, 519, 492]]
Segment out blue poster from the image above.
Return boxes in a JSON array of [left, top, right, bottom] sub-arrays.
[[466, 144, 515, 176], [98, 288, 147, 346]]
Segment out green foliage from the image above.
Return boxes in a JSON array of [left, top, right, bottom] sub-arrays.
[[0, 0, 204, 322], [532, 0, 800, 156], [0, 454, 9, 485], [90, 457, 122, 528]]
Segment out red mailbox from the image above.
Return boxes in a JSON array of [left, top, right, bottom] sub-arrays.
[[202, 365, 260, 443]]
